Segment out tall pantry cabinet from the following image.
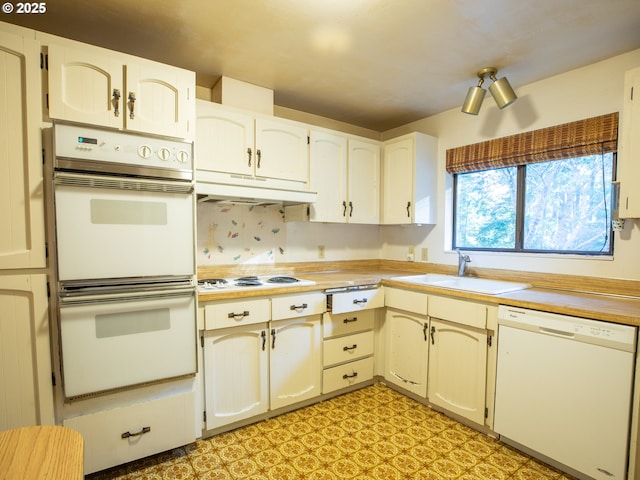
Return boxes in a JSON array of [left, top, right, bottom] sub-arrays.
[[0, 28, 55, 429]]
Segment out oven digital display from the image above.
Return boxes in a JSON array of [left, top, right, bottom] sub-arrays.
[[77, 136, 98, 145]]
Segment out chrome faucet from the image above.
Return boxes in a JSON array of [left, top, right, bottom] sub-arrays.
[[457, 250, 471, 276]]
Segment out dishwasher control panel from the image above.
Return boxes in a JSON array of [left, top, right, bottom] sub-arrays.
[[498, 306, 637, 352]]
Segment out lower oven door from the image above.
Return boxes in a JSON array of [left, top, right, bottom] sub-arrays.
[[53, 173, 194, 281], [59, 288, 197, 399]]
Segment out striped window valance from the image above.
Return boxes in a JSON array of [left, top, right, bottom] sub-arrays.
[[445, 112, 619, 174]]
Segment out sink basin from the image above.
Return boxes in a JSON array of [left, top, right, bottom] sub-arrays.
[[391, 274, 531, 295]]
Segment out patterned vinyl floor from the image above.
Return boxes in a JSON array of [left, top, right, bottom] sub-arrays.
[[87, 383, 574, 480]]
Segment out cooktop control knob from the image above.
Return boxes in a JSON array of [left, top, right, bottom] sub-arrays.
[[176, 150, 190, 164], [138, 144, 152, 159], [158, 147, 171, 161]]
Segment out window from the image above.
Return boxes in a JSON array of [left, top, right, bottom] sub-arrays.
[[447, 113, 618, 255], [453, 153, 615, 254]]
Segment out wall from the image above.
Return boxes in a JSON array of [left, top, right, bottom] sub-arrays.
[[196, 202, 381, 266], [380, 48, 640, 281]]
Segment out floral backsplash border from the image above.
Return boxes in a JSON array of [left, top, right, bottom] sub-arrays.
[[196, 202, 287, 265]]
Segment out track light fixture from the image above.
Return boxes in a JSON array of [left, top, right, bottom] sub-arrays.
[[461, 67, 517, 115]]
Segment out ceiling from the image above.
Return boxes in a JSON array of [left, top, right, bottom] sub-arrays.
[[5, 0, 640, 131]]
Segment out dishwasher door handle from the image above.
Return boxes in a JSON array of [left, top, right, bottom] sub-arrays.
[[538, 327, 575, 339]]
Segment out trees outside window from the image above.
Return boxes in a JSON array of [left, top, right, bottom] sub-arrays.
[[453, 153, 614, 255]]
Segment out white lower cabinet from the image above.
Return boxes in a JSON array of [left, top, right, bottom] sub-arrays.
[[384, 308, 429, 397], [64, 391, 195, 475], [427, 318, 487, 425], [383, 287, 429, 397], [0, 274, 54, 429], [202, 324, 269, 429], [427, 295, 491, 426], [270, 315, 322, 409]]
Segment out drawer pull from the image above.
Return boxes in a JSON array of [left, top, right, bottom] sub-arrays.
[[343, 344, 358, 351], [353, 298, 368, 305], [343, 372, 358, 379], [290, 303, 308, 311], [121, 426, 150, 439], [343, 317, 358, 323], [228, 310, 250, 319]]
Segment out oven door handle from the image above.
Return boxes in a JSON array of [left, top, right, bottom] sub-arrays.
[[54, 171, 194, 194], [58, 287, 195, 307]]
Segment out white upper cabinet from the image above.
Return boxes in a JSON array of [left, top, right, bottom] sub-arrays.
[[48, 43, 195, 139], [308, 128, 380, 224], [196, 100, 309, 186], [309, 130, 348, 222], [255, 117, 309, 183], [196, 102, 254, 176], [618, 66, 640, 218], [0, 31, 46, 269], [381, 132, 438, 225], [348, 138, 381, 224]]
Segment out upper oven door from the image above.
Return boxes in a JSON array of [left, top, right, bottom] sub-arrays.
[[54, 173, 194, 281]]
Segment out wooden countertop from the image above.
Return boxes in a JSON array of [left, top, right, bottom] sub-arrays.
[[198, 268, 640, 327], [0, 425, 83, 480]]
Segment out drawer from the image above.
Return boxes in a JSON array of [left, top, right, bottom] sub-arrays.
[[323, 309, 375, 338], [63, 391, 195, 474], [204, 298, 270, 330], [324, 330, 374, 367], [322, 357, 374, 394], [385, 287, 428, 315], [328, 288, 384, 314], [428, 295, 487, 329], [271, 292, 326, 320]]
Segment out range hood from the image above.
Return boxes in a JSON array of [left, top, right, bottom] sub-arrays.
[[196, 181, 317, 206]]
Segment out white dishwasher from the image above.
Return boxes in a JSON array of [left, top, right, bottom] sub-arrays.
[[494, 306, 637, 480]]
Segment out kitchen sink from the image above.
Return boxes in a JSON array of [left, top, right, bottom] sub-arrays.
[[391, 273, 531, 295]]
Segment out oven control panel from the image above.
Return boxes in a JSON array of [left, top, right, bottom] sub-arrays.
[[53, 123, 193, 172]]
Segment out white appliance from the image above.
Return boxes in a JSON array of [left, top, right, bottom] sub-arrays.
[[198, 275, 315, 292], [494, 306, 637, 480], [59, 288, 196, 397], [46, 123, 197, 399]]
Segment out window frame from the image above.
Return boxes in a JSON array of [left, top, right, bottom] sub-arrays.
[[452, 153, 616, 256]]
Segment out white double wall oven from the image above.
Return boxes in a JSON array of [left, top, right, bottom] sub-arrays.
[[46, 123, 197, 401]]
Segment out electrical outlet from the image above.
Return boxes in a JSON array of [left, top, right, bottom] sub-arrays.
[[421, 248, 429, 261], [318, 245, 325, 259], [407, 246, 415, 262]]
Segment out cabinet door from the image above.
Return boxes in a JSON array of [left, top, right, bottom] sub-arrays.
[[0, 274, 54, 429], [347, 139, 380, 224], [0, 32, 46, 269], [384, 308, 429, 397], [382, 136, 413, 224], [196, 100, 254, 176], [203, 325, 269, 429], [270, 316, 321, 409], [48, 43, 123, 129], [125, 60, 194, 138], [255, 117, 309, 183], [619, 67, 640, 218], [428, 318, 487, 425], [309, 130, 348, 222]]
